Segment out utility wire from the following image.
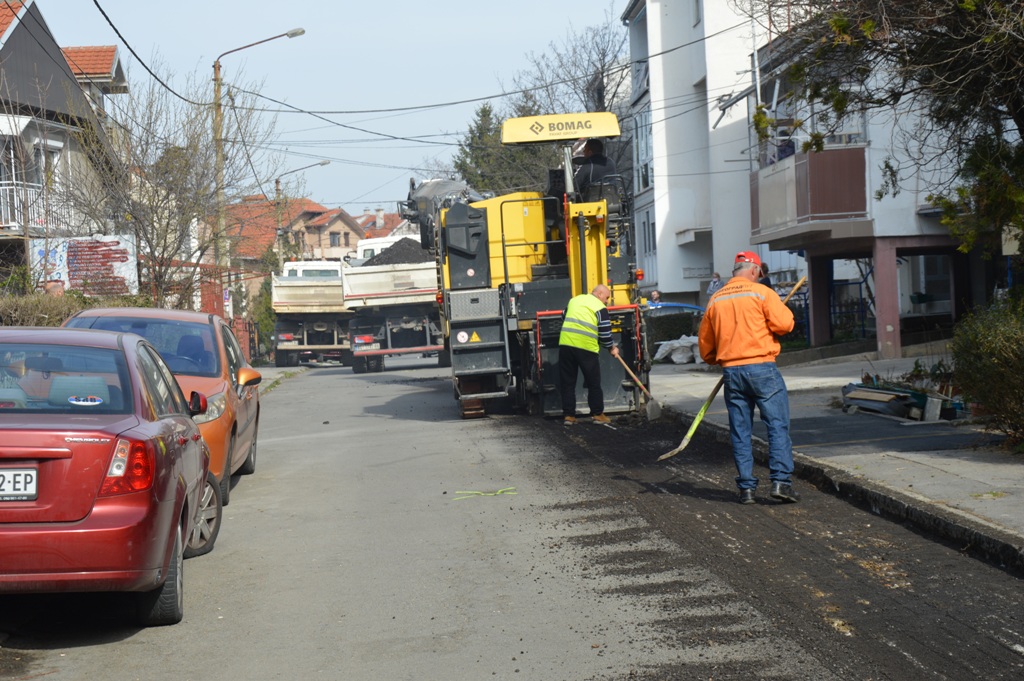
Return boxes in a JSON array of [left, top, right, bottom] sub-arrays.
[[90, 0, 206, 106]]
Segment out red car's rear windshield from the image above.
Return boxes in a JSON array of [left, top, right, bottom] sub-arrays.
[[67, 317, 220, 378], [0, 343, 132, 414]]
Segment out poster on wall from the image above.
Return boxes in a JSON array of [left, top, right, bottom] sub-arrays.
[[30, 235, 139, 296]]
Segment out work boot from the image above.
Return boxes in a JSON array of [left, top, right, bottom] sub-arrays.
[[592, 413, 611, 425], [739, 488, 756, 505], [563, 416, 577, 426], [770, 481, 801, 503]]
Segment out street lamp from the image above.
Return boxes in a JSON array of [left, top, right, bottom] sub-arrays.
[[275, 160, 330, 271], [212, 27, 305, 274]]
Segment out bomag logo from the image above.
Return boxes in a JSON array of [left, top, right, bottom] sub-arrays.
[[548, 119, 593, 133], [528, 118, 595, 136]]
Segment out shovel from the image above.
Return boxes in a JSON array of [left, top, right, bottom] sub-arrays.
[[658, 276, 808, 461], [616, 354, 662, 420]]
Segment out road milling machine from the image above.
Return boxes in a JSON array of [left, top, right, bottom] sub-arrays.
[[403, 112, 651, 419]]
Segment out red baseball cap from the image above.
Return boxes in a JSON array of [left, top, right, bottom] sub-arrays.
[[735, 251, 762, 267]]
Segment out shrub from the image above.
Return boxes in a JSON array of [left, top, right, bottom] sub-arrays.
[[0, 292, 153, 328], [950, 297, 1024, 444]]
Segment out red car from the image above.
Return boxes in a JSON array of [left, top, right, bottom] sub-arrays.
[[0, 328, 211, 626]]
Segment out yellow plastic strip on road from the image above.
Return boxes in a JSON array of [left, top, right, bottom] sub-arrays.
[[453, 487, 518, 501]]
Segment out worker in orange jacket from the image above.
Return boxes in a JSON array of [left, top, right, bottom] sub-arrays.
[[698, 251, 800, 505]]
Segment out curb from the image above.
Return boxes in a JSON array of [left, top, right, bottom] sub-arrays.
[[694, 415, 1024, 576]]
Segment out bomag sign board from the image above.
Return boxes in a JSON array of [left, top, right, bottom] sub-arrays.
[[501, 112, 620, 145]]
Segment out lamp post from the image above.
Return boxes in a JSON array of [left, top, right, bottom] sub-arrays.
[[275, 160, 330, 271], [212, 27, 305, 277]]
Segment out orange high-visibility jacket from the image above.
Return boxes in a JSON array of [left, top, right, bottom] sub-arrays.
[[698, 277, 795, 367]]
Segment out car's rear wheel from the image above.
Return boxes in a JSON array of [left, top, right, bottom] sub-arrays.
[[136, 524, 184, 626], [239, 422, 257, 475], [184, 472, 222, 559]]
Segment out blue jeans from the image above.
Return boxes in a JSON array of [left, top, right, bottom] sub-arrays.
[[722, 362, 794, 490]]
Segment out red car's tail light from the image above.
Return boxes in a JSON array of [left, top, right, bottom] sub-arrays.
[[99, 439, 155, 496]]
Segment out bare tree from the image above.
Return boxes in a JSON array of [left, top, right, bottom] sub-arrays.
[[450, 2, 633, 196], [61, 62, 282, 307]]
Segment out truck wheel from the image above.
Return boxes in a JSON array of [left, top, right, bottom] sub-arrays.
[[368, 357, 384, 373], [340, 350, 354, 367], [437, 348, 451, 368], [274, 351, 289, 368], [352, 357, 368, 374]]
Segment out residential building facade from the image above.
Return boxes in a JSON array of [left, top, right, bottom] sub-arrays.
[[623, 0, 994, 358]]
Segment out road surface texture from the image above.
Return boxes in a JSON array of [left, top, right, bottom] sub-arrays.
[[1, 360, 1022, 680]]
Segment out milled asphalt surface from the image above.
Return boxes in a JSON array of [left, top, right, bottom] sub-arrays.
[[648, 350, 1024, 574], [255, 352, 1024, 575]]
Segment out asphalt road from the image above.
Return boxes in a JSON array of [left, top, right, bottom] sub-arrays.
[[1, 358, 1023, 680]]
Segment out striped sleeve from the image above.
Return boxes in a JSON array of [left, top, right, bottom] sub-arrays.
[[596, 307, 613, 349]]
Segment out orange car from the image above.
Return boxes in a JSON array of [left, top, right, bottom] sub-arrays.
[[65, 309, 261, 518]]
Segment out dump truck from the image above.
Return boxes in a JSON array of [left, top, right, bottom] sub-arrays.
[[271, 260, 352, 367], [402, 112, 650, 418], [342, 238, 444, 373]]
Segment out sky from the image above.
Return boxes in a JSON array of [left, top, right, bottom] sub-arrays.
[[41, 0, 622, 217]]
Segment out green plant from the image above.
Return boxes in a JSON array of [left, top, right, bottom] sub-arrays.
[[950, 298, 1024, 444]]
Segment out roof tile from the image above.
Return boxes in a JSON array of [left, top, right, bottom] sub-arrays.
[[62, 46, 118, 77]]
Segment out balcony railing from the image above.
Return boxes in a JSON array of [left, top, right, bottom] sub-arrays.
[[750, 147, 870, 242], [0, 181, 75, 234]]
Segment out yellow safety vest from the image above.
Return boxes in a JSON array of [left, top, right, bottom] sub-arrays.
[[559, 293, 604, 353]]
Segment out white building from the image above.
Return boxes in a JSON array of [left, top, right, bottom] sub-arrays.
[[621, 0, 803, 305], [622, 0, 995, 358]]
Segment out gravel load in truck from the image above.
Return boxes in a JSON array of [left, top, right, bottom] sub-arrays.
[[362, 238, 433, 266]]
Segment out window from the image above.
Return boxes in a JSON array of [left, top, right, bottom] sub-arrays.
[[138, 346, 185, 417], [344, 232, 350, 247], [0, 343, 130, 414], [221, 324, 245, 391], [67, 317, 219, 377], [30, 142, 63, 189], [634, 106, 653, 191], [329, 232, 341, 248]]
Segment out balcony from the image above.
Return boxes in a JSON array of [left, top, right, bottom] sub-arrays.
[[749, 147, 873, 250], [0, 181, 75, 235]]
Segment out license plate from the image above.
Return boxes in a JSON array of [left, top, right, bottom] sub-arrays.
[[0, 468, 38, 501], [357, 343, 380, 351], [278, 341, 299, 347]]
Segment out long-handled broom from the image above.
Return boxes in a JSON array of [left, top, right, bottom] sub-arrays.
[[658, 276, 807, 461]]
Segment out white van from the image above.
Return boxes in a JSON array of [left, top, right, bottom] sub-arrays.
[[345, 235, 404, 266]]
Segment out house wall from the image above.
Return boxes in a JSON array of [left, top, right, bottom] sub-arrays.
[[625, 0, 762, 306]]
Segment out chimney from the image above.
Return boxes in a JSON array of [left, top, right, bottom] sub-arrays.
[[375, 208, 384, 230]]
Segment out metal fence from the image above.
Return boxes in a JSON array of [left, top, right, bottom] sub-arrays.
[[0, 181, 74, 233]]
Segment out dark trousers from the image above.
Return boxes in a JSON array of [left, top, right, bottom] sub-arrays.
[[559, 345, 603, 417]]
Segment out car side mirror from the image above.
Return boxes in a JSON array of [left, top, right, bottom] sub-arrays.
[[238, 367, 262, 388], [188, 391, 208, 417]]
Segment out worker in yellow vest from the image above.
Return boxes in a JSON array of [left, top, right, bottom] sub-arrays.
[[559, 284, 619, 425]]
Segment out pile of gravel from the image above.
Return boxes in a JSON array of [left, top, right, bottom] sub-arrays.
[[363, 237, 433, 266]]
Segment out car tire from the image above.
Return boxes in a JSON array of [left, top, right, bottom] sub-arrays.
[[136, 523, 184, 626], [239, 422, 257, 475], [184, 472, 222, 559]]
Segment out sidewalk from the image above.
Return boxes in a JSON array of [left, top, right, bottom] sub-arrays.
[[648, 353, 1024, 574]]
